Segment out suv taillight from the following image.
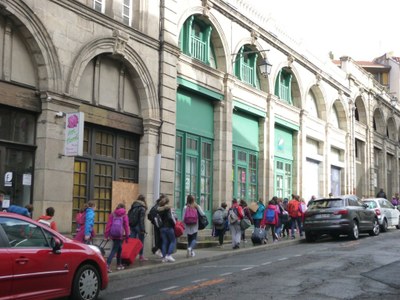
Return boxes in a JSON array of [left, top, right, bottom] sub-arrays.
[[375, 209, 381, 216], [333, 209, 348, 215]]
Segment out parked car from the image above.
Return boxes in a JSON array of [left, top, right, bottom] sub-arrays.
[[0, 211, 108, 300], [303, 195, 380, 242], [362, 198, 400, 232]]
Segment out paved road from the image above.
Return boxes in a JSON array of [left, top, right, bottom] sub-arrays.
[[99, 228, 400, 299]]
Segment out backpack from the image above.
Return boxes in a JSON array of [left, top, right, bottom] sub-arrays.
[[266, 208, 275, 223], [288, 200, 301, 218], [228, 207, 239, 224], [183, 206, 198, 225], [109, 213, 124, 238], [212, 209, 224, 226], [128, 206, 141, 227], [147, 203, 159, 224], [38, 218, 52, 227]]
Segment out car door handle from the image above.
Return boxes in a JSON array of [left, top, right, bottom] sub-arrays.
[[15, 258, 29, 265]]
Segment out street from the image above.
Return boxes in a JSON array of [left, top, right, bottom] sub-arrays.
[[99, 229, 400, 300]]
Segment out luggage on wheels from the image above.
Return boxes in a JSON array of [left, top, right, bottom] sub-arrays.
[[121, 238, 143, 265], [251, 227, 267, 245]]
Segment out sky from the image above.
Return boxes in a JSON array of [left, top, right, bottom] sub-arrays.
[[250, 0, 400, 61]]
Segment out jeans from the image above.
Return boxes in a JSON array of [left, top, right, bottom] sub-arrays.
[[290, 217, 303, 237], [160, 227, 176, 257], [130, 225, 145, 256], [187, 232, 197, 249], [266, 224, 277, 241], [107, 239, 123, 266]]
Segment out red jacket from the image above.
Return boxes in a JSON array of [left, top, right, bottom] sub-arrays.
[[37, 215, 58, 231], [231, 203, 244, 220]]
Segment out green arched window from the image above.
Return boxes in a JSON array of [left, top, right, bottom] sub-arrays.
[[234, 46, 260, 88], [179, 15, 216, 67], [274, 69, 292, 104]]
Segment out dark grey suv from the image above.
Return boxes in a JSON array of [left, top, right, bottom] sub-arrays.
[[303, 195, 380, 242]]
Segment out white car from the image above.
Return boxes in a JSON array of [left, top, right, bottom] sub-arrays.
[[363, 198, 400, 232]]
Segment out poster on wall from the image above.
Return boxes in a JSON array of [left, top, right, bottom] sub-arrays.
[[64, 112, 84, 156]]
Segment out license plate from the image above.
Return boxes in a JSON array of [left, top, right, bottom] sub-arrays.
[[317, 214, 330, 218]]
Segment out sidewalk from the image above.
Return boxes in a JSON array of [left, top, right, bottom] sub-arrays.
[[107, 236, 303, 281]]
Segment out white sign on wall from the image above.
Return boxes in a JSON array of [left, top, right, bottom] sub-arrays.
[[64, 112, 84, 156]]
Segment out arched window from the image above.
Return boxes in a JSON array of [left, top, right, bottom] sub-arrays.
[[306, 90, 319, 118], [179, 15, 216, 68]]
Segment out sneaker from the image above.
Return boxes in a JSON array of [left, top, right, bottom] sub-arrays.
[[117, 265, 125, 271], [291, 236, 295, 239], [139, 256, 148, 262], [191, 250, 195, 257], [155, 249, 163, 258], [107, 265, 112, 273], [166, 255, 175, 262], [161, 257, 167, 263], [216, 244, 223, 248], [187, 247, 191, 258]]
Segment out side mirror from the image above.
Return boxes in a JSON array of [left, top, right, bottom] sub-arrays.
[[362, 203, 369, 209], [50, 237, 63, 254]]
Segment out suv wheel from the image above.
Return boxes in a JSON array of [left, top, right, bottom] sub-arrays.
[[71, 264, 100, 300], [369, 218, 380, 236], [305, 231, 317, 242], [349, 221, 359, 240]]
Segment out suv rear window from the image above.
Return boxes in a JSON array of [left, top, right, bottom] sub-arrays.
[[308, 199, 344, 209]]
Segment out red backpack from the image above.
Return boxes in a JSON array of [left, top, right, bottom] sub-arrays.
[[288, 200, 301, 218]]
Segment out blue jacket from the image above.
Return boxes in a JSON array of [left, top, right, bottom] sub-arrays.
[[252, 202, 265, 220], [84, 207, 95, 236]]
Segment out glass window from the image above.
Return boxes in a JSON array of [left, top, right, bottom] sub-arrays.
[[93, 0, 105, 13], [179, 16, 216, 67], [122, 0, 132, 26], [232, 147, 258, 202], [0, 106, 35, 144], [174, 131, 213, 213], [0, 217, 50, 248]]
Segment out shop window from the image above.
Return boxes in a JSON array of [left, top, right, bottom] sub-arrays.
[[174, 131, 213, 215], [232, 147, 258, 202], [72, 125, 139, 234]]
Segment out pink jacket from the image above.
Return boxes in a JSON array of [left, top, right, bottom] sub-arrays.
[[104, 207, 130, 240]]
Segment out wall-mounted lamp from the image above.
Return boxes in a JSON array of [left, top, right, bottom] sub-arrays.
[[231, 49, 272, 77], [55, 111, 66, 118]]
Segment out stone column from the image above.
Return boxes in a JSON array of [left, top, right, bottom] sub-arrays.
[[34, 93, 78, 233]]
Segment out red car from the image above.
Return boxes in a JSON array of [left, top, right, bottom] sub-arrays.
[[0, 211, 108, 300]]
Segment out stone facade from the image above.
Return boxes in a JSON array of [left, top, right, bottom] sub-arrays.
[[0, 0, 399, 255]]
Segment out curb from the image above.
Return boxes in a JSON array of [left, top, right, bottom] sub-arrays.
[[108, 237, 302, 281]]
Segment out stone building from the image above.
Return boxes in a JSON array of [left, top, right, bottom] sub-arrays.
[[0, 0, 398, 253]]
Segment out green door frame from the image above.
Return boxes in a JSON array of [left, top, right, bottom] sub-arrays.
[[174, 131, 213, 224], [274, 157, 292, 199]]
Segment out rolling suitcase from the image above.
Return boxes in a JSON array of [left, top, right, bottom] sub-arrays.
[[251, 227, 268, 245], [121, 238, 143, 265]]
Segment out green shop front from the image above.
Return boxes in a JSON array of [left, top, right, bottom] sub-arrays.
[[174, 78, 223, 223], [274, 118, 298, 200]]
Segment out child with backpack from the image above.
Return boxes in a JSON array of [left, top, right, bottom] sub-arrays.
[[212, 202, 228, 247], [261, 197, 280, 242], [183, 194, 205, 258], [105, 203, 130, 273], [128, 194, 148, 261], [228, 198, 243, 249]]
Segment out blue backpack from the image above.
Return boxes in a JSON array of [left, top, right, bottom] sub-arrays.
[[266, 208, 275, 223]]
